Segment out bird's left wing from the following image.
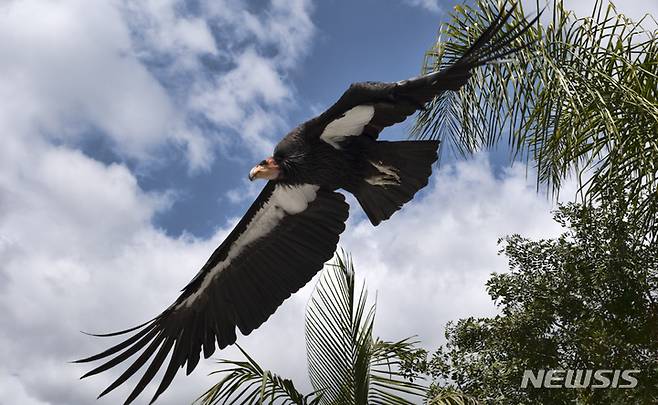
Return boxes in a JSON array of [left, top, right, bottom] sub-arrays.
[[76, 181, 349, 404]]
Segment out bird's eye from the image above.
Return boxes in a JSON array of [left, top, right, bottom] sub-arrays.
[[259, 160, 267, 166]]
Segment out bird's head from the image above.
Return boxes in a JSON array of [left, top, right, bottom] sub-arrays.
[[248, 157, 281, 181]]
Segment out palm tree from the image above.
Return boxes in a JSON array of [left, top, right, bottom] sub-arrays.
[[195, 251, 477, 405], [413, 0, 658, 237]]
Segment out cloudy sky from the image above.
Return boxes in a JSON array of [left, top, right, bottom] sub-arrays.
[[1, 0, 656, 404]]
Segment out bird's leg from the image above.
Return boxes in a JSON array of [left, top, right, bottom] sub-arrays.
[[365, 160, 401, 187]]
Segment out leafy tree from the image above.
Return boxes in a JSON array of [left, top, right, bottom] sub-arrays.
[[195, 252, 473, 405], [414, 0, 658, 236], [414, 195, 658, 404]]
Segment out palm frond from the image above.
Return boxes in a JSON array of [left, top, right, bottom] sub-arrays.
[[199, 251, 431, 405], [305, 251, 426, 405], [414, 0, 658, 236], [428, 389, 480, 405], [305, 251, 373, 404], [195, 344, 321, 405], [369, 338, 428, 405]]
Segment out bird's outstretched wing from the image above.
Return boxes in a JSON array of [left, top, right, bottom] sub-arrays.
[[304, 2, 539, 149], [76, 182, 349, 404]]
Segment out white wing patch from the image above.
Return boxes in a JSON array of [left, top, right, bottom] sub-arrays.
[[320, 105, 375, 149], [178, 184, 320, 308]]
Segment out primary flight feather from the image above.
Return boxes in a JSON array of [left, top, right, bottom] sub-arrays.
[[76, 4, 537, 403]]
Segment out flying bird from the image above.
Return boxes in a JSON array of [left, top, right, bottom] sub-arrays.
[[77, 5, 537, 404]]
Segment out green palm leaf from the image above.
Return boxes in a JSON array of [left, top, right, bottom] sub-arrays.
[[197, 251, 448, 404], [414, 0, 658, 236], [305, 251, 427, 405], [428, 389, 480, 405], [195, 344, 321, 405]]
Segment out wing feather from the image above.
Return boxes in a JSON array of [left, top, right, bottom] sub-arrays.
[[77, 182, 349, 404], [304, 1, 537, 147]]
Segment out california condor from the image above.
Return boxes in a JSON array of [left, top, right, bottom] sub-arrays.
[[77, 5, 537, 403]]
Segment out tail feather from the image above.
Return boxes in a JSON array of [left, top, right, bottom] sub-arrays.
[[354, 140, 439, 226]]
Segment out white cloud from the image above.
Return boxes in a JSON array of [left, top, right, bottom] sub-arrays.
[[123, 0, 218, 58], [565, 0, 658, 26], [402, 0, 441, 13], [186, 0, 315, 160], [0, 0, 315, 173], [0, 372, 49, 405], [190, 49, 291, 156], [0, 148, 572, 403], [0, 0, 176, 160], [0, 140, 219, 404], [224, 178, 263, 205], [203, 0, 314, 68], [523, 0, 658, 29]]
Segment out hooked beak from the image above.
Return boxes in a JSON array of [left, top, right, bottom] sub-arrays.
[[248, 157, 280, 181]]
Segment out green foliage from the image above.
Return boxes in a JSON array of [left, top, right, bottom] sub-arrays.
[[414, 2, 658, 400], [414, 0, 658, 235], [195, 344, 321, 405], [305, 252, 427, 405], [197, 251, 430, 405], [427, 389, 480, 405], [305, 252, 375, 404], [427, 195, 658, 404]]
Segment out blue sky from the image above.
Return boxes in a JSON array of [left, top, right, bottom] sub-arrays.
[[0, 0, 655, 404]]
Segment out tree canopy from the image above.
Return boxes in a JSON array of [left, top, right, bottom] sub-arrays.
[[411, 195, 658, 404]]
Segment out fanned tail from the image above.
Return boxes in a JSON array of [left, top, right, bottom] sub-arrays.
[[354, 140, 439, 226]]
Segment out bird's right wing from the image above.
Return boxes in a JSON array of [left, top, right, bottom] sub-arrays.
[[76, 181, 349, 404], [302, 2, 539, 148]]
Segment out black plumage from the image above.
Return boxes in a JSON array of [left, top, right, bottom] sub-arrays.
[[76, 5, 537, 403]]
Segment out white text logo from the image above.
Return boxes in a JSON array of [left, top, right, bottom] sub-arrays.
[[521, 369, 639, 389]]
